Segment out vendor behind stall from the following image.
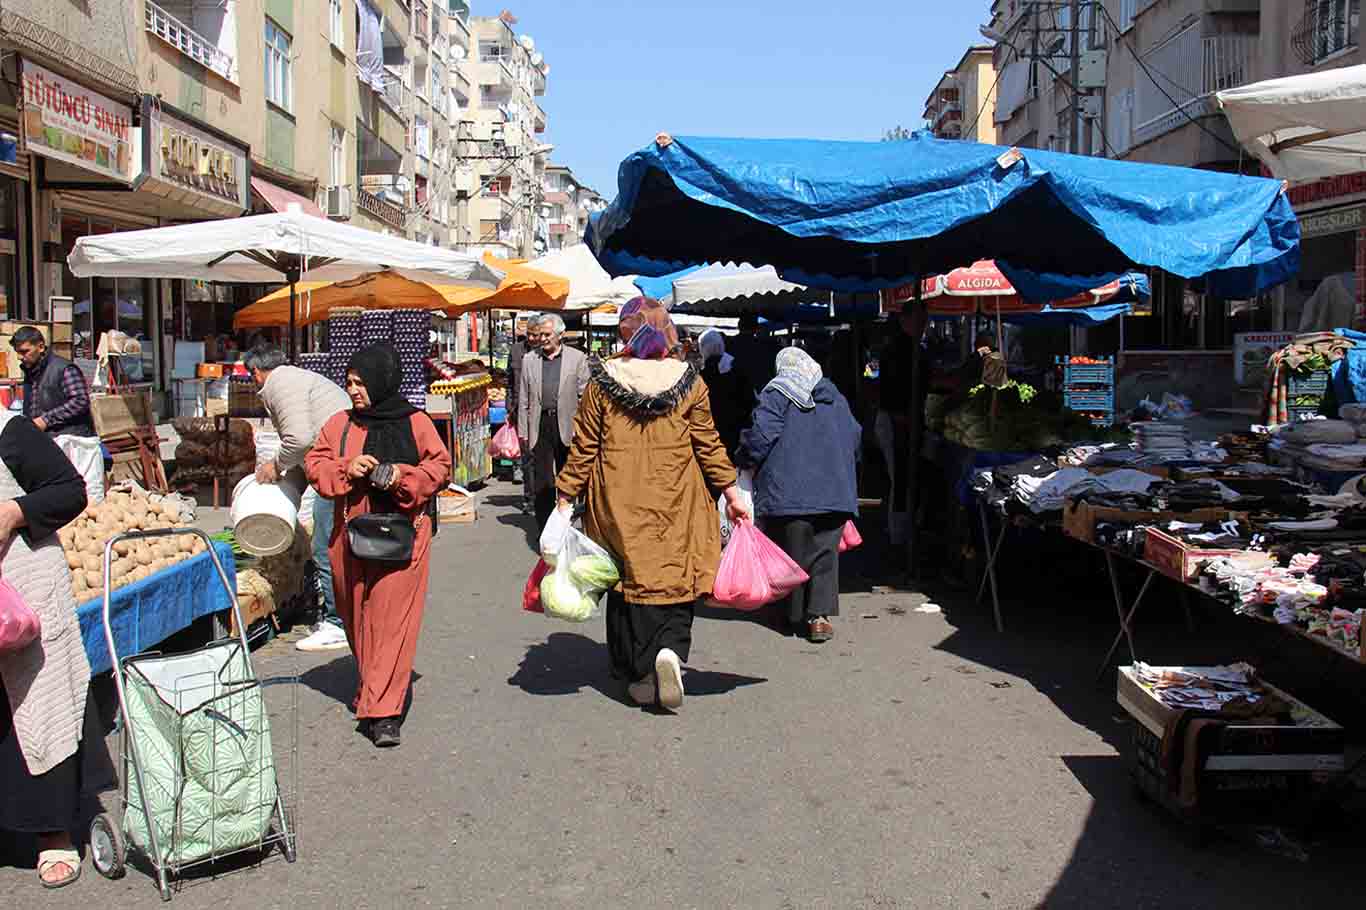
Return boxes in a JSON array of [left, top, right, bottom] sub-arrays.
[[953, 332, 997, 397], [10, 326, 94, 438], [245, 344, 353, 653]]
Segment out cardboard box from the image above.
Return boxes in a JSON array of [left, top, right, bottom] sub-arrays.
[[1062, 501, 1238, 545], [50, 322, 72, 343], [437, 487, 477, 523], [1142, 527, 1270, 582]]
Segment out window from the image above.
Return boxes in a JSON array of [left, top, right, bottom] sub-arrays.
[[264, 19, 292, 111], [1314, 0, 1360, 60], [330, 0, 345, 47], [478, 40, 506, 61], [330, 125, 345, 188]]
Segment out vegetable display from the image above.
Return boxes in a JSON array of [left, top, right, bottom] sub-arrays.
[[57, 489, 204, 602]]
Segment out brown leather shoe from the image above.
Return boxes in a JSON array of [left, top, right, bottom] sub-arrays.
[[807, 617, 833, 643]]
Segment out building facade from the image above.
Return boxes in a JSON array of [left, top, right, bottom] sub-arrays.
[[922, 46, 1000, 144], [542, 163, 604, 251]]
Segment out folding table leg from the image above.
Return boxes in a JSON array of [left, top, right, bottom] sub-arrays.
[[1095, 555, 1156, 682], [975, 502, 1007, 633]]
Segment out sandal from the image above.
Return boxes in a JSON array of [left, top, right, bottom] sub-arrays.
[[37, 849, 81, 890]]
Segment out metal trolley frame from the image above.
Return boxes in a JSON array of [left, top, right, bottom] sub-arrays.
[[88, 527, 298, 901]]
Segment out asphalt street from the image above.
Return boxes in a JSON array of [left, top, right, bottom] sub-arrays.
[[3, 481, 1362, 909]]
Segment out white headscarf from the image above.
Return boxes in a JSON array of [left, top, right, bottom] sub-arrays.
[[765, 347, 823, 410], [699, 329, 734, 374]]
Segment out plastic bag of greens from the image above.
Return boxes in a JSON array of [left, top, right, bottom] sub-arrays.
[[539, 523, 619, 623]]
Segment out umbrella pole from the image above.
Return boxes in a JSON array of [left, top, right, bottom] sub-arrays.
[[286, 266, 300, 362], [905, 276, 926, 582]]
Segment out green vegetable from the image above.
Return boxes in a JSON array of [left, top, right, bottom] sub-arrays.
[[569, 554, 619, 589], [540, 572, 599, 622]]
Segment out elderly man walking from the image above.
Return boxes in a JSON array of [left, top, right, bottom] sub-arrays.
[[517, 314, 590, 530], [245, 344, 353, 652]]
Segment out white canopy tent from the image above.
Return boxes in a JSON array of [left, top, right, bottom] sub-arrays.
[[522, 244, 641, 310], [667, 262, 809, 308], [67, 208, 502, 356], [1217, 65, 1366, 183]]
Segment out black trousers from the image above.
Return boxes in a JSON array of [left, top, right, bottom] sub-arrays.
[[532, 411, 570, 531], [605, 591, 695, 682], [762, 514, 845, 624]]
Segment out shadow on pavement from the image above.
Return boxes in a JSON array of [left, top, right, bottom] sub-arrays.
[[496, 511, 540, 553], [680, 667, 767, 696], [507, 632, 626, 703], [300, 655, 359, 709]]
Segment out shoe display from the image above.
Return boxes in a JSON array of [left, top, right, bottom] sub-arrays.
[[655, 649, 684, 709], [807, 617, 834, 643], [627, 674, 656, 706], [296, 623, 349, 652]]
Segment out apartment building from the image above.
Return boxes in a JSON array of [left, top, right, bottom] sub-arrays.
[[922, 46, 1000, 143], [450, 10, 551, 259], [542, 163, 605, 250], [0, 0, 453, 407]]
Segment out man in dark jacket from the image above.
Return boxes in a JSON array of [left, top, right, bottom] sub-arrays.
[[11, 326, 94, 437]]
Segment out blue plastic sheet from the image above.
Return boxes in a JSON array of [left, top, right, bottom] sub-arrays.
[[589, 133, 1300, 295], [1332, 328, 1366, 406], [633, 266, 703, 299], [78, 542, 238, 675]]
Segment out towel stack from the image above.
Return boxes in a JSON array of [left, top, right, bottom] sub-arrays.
[[1134, 422, 1191, 462]]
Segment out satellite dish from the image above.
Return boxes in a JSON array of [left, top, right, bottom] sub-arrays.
[[530, 51, 543, 65], [519, 35, 535, 50], [450, 46, 466, 61]]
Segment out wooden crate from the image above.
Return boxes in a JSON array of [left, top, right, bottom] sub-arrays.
[[91, 390, 155, 438]]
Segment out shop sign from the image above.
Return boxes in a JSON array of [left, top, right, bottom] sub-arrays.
[[1234, 332, 1293, 391], [1288, 172, 1366, 208], [19, 61, 134, 183], [1299, 204, 1366, 239], [149, 105, 247, 210]]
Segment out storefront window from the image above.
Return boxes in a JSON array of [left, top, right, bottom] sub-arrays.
[[0, 177, 25, 320], [62, 215, 154, 369]]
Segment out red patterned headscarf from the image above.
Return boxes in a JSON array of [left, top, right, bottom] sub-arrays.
[[616, 296, 679, 360]]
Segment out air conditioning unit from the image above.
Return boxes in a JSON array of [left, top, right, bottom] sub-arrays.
[[454, 167, 476, 194], [326, 186, 353, 219]]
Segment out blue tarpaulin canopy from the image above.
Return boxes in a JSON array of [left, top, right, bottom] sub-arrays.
[[930, 301, 1132, 327], [588, 133, 1300, 298]]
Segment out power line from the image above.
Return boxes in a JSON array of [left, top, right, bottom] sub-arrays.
[[961, 61, 1008, 141], [1094, 2, 1246, 160]]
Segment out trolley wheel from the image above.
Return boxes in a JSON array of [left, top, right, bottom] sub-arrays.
[[88, 813, 126, 880]]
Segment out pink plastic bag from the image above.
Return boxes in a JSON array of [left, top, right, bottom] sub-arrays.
[[0, 577, 39, 654], [838, 520, 863, 553], [712, 521, 810, 610], [522, 559, 549, 613], [491, 422, 521, 459]]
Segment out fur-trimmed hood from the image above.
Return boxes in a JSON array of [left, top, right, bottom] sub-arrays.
[[593, 358, 697, 416]]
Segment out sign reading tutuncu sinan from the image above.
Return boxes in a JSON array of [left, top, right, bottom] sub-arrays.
[[19, 60, 135, 183]]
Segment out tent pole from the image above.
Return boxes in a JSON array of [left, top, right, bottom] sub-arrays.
[[905, 276, 926, 583], [286, 266, 300, 362]]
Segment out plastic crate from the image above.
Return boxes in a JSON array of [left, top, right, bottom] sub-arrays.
[[1287, 403, 1323, 422], [1057, 356, 1115, 387], [1287, 370, 1329, 397]]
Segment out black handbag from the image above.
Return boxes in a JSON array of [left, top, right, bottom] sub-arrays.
[[340, 423, 417, 564]]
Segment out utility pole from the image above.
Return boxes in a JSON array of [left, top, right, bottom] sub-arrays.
[[1069, 0, 1081, 154]]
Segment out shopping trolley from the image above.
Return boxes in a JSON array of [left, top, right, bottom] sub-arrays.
[[87, 527, 298, 901]]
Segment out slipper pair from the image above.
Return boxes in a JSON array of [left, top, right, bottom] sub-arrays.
[[38, 848, 81, 890]]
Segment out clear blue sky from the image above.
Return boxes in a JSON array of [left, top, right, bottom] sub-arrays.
[[501, 1, 989, 197]]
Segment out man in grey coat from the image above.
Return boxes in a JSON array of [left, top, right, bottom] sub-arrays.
[[246, 345, 352, 652], [517, 314, 590, 530]]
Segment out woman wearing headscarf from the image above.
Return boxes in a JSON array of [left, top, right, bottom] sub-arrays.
[[306, 344, 451, 747], [698, 329, 752, 461], [555, 298, 751, 709], [737, 348, 862, 643]]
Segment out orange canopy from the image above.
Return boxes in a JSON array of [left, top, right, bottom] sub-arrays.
[[233, 257, 569, 329]]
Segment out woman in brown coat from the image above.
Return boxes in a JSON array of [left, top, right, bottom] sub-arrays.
[[306, 344, 451, 747], [555, 297, 751, 709]]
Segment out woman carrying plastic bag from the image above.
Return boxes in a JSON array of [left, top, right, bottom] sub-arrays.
[[552, 298, 751, 710], [535, 508, 619, 622], [736, 348, 862, 643]]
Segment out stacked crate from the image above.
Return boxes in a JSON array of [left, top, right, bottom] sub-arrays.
[[1057, 356, 1115, 427], [1287, 370, 1329, 422], [392, 309, 432, 410], [326, 309, 362, 388]]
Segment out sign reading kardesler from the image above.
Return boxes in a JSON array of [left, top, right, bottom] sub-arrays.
[[20, 61, 134, 183]]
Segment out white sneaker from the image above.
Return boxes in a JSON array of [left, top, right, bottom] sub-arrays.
[[655, 649, 684, 709], [627, 674, 656, 706], [296, 623, 349, 652]]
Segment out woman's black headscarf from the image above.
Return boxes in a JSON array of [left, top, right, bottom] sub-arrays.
[[348, 343, 420, 466]]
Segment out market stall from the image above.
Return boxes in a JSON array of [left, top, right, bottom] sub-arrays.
[[430, 373, 493, 487]]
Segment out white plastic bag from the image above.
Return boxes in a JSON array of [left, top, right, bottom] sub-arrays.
[[540, 526, 618, 622], [718, 468, 755, 549], [539, 505, 573, 565], [54, 434, 105, 504]]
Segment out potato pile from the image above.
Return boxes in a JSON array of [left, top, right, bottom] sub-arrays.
[[58, 489, 207, 601]]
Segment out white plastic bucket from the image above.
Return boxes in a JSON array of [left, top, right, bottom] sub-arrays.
[[230, 475, 303, 557]]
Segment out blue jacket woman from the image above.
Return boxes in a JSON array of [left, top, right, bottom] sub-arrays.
[[737, 348, 861, 642]]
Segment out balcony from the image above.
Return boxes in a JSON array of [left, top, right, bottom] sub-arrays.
[[432, 31, 449, 61], [933, 102, 962, 129], [533, 102, 546, 134], [144, 1, 237, 84], [357, 187, 408, 231], [543, 191, 571, 206], [448, 4, 471, 50], [1292, 1, 1359, 65], [549, 223, 571, 236], [413, 1, 430, 44], [1133, 29, 1256, 149], [380, 73, 410, 122]]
